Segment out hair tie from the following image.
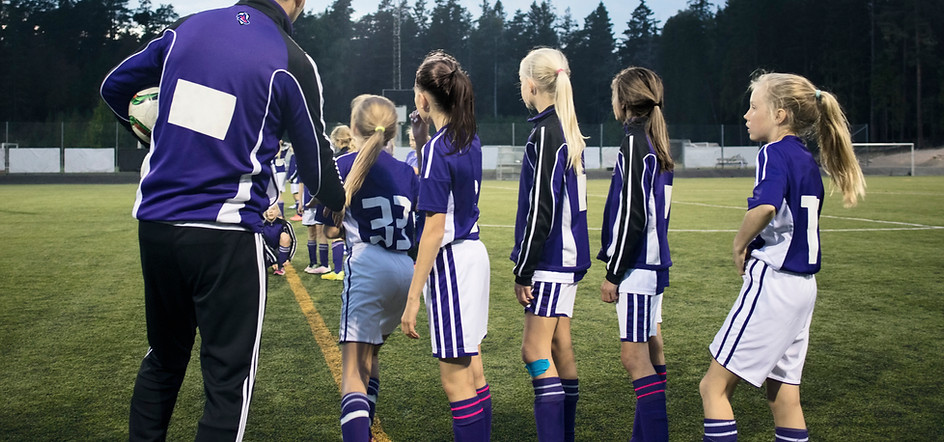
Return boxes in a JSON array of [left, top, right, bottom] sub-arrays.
[[815, 90, 822, 101], [556, 68, 565, 75], [654, 101, 663, 108], [374, 126, 385, 133]]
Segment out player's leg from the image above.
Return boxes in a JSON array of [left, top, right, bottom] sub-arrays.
[[340, 342, 375, 442], [275, 232, 292, 273], [440, 357, 488, 442], [551, 317, 578, 442], [367, 342, 382, 424], [188, 229, 266, 441], [304, 224, 319, 273], [130, 222, 198, 440], [699, 359, 740, 442], [617, 292, 666, 442], [766, 379, 808, 440], [471, 348, 491, 441], [523, 311, 564, 441]]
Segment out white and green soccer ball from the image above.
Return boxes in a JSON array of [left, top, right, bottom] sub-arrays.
[[128, 87, 159, 144]]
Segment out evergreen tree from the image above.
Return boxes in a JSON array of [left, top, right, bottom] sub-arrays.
[[618, 0, 660, 70]]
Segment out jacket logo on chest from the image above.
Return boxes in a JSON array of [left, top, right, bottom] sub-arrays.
[[236, 11, 251, 25]]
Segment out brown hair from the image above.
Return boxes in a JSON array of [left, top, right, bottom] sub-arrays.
[[611, 67, 673, 172], [519, 47, 587, 174], [344, 94, 397, 208], [329, 125, 353, 152], [750, 72, 866, 207], [415, 50, 476, 154]]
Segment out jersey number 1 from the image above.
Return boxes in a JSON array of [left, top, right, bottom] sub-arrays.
[[800, 195, 820, 265]]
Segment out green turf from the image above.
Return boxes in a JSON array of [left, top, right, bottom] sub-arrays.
[[0, 176, 942, 441]]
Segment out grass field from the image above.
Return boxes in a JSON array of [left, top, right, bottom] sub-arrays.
[[1, 176, 943, 441]]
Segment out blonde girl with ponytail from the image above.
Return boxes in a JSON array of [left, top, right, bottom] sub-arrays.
[[316, 94, 419, 442], [699, 73, 865, 442], [511, 47, 591, 442]]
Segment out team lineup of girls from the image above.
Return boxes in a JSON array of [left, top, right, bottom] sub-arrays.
[[307, 50, 864, 442]]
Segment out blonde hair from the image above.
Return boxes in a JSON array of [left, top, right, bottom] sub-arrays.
[[611, 67, 674, 172], [519, 47, 587, 174], [751, 73, 866, 207], [344, 94, 398, 208], [330, 125, 353, 152]]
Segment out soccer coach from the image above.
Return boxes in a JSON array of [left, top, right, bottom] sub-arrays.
[[100, 0, 343, 440]]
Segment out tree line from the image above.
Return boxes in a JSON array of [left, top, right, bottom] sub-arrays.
[[1, 0, 941, 146]]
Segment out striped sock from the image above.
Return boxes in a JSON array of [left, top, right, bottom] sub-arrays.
[[476, 384, 492, 441], [340, 392, 371, 442], [704, 419, 737, 442], [775, 427, 809, 441], [561, 378, 579, 442], [307, 240, 318, 267], [318, 243, 329, 267], [450, 396, 487, 442], [277, 246, 290, 270], [366, 378, 380, 423], [532, 377, 565, 441], [633, 374, 668, 441], [332, 242, 344, 273], [654, 364, 667, 384]]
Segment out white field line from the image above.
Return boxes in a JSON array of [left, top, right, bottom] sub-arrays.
[[485, 186, 944, 232]]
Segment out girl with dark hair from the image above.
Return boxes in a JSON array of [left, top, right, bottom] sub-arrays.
[[401, 51, 492, 441]]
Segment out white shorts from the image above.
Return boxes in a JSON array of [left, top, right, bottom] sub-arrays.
[[424, 240, 490, 359], [709, 258, 816, 387], [302, 208, 322, 226], [525, 274, 577, 318], [339, 243, 413, 345], [291, 182, 300, 194], [275, 171, 287, 193], [617, 292, 663, 342]]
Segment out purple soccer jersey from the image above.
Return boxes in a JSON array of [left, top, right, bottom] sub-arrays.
[[316, 150, 418, 251], [747, 135, 825, 274], [510, 107, 591, 286], [416, 125, 483, 245], [598, 119, 674, 285]]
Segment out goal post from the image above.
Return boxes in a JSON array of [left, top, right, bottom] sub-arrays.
[[852, 143, 915, 176]]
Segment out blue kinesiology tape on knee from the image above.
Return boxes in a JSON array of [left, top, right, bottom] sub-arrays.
[[525, 359, 550, 377]]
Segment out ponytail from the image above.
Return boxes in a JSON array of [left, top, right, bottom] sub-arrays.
[[415, 51, 477, 153], [815, 90, 866, 207], [520, 47, 588, 174], [752, 73, 865, 207], [611, 67, 674, 172], [344, 95, 397, 208]]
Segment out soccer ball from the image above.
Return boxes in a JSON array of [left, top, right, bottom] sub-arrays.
[[128, 87, 159, 144]]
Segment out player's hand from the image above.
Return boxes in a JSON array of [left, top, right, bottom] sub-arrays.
[[401, 296, 422, 339], [733, 247, 749, 276], [514, 283, 534, 307], [600, 280, 619, 303], [410, 110, 429, 148]]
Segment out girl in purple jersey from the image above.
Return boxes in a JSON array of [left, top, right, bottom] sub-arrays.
[[400, 51, 492, 442], [513, 47, 590, 442], [699, 73, 865, 442], [599, 67, 674, 442], [321, 95, 417, 442], [261, 204, 296, 276]]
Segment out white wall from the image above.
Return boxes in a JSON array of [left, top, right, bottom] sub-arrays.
[[9, 148, 60, 173], [682, 144, 759, 169], [65, 148, 115, 173]]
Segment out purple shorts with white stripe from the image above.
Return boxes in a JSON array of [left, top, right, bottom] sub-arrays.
[[425, 240, 490, 359]]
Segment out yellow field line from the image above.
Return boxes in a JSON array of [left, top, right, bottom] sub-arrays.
[[283, 263, 391, 442]]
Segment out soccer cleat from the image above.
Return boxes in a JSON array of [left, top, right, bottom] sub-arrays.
[[304, 265, 330, 274], [289, 214, 303, 221], [273, 268, 285, 276], [321, 270, 344, 281]]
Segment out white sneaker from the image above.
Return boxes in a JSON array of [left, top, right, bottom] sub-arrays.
[[305, 265, 330, 274]]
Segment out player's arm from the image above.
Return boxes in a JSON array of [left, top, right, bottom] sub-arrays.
[[279, 54, 344, 212], [512, 127, 559, 305], [100, 30, 173, 129], [604, 133, 649, 286], [732, 205, 775, 275], [402, 212, 446, 339]]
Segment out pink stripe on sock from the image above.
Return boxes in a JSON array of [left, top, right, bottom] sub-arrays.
[[634, 380, 667, 391], [636, 389, 665, 399], [450, 397, 485, 411], [453, 408, 484, 420]]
